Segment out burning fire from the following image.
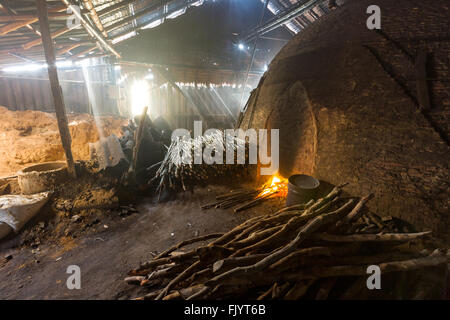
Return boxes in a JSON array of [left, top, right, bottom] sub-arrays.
[[258, 174, 288, 198]]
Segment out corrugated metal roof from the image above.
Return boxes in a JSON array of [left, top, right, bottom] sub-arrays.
[[0, 0, 337, 67]]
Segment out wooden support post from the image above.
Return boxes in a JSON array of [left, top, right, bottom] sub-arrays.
[[36, 0, 77, 179], [415, 49, 431, 111], [132, 106, 149, 172]]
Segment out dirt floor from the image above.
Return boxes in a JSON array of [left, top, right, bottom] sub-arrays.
[[0, 106, 127, 178], [0, 185, 283, 300]]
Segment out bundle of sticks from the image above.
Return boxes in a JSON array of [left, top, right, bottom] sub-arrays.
[[125, 185, 449, 300], [201, 180, 287, 213], [150, 132, 253, 198]]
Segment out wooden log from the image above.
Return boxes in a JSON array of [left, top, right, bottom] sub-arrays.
[[36, 0, 76, 179], [184, 268, 213, 284], [186, 286, 211, 300], [155, 260, 202, 300], [310, 231, 432, 243], [213, 253, 269, 274], [124, 276, 145, 285], [132, 251, 197, 274], [134, 291, 160, 300], [147, 265, 181, 280], [229, 225, 283, 249], [211, 217, 266, 246], [140, 279, 160, 287], [226, 221, 266, 246], [162, 291, 182, 300], [155, 233, 223, 260], [273, 200, 313, 215], [365, 211, 384, 230], [338, 194, 373, 226], [179, 284, 207, 300]]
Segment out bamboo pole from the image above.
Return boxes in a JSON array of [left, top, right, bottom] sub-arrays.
[[36, 0, 77, 179]]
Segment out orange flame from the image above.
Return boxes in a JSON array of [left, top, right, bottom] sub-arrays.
[[258, 174, 288, 198]]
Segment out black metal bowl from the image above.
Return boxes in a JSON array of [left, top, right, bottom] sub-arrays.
[[286, 174, 320, 206]]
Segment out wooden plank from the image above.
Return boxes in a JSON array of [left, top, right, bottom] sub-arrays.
[[22, 26, 70, 50], [0, 18, 38, 36], [36, 0, 77, 179]]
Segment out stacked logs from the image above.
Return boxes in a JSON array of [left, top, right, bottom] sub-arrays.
[[125, 185, 449, 300], [150, 132, 253, 198]]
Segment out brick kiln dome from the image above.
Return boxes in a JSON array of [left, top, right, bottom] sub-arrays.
[[239, 0, 449, 239]]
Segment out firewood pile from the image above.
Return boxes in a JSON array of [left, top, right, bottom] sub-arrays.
[[150, 132, 253, 198], [125, 185, 449, 300]]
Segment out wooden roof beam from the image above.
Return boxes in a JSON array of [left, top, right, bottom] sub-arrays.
[[61, 0, 121, 58], [0, 18, 39, 36], [82, 0, 108, 38], [57, 43, 81, 55], [22, 26, 71, 50], [0, 0, 41, 36], [70, 45, 99, 59], [0, 12, 71, 22]]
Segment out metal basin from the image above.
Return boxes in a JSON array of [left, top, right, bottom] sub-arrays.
[[286, 174, 320, 206]]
